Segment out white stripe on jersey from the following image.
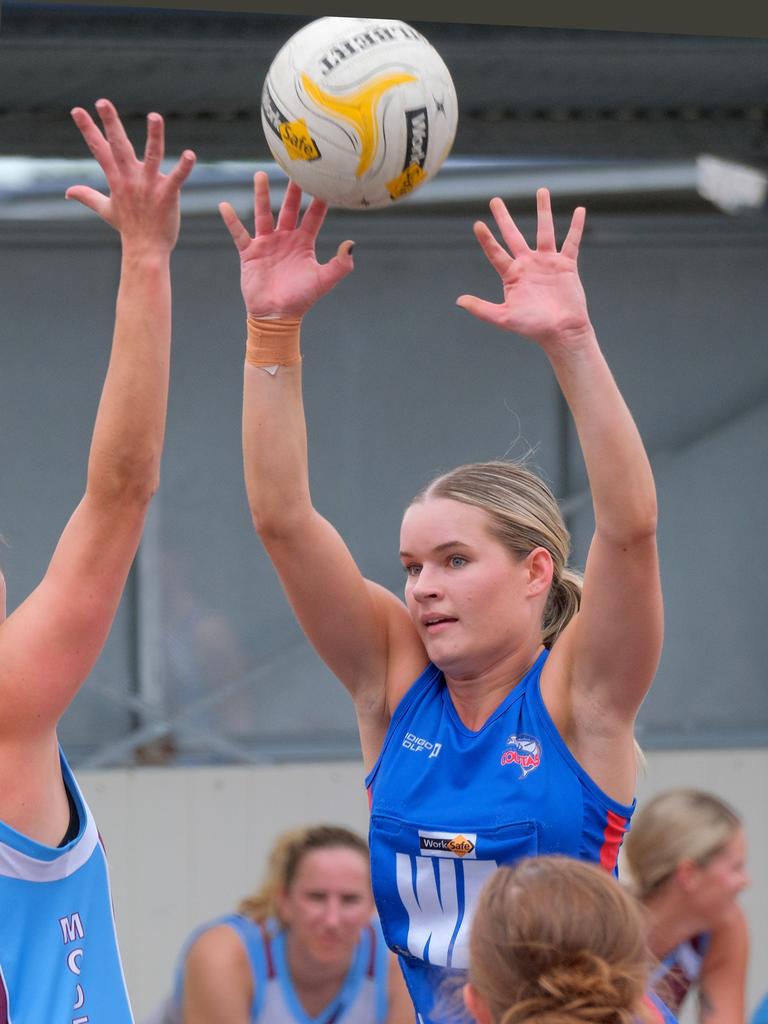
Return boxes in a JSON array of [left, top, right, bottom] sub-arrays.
[[0, 810, 98, 882]]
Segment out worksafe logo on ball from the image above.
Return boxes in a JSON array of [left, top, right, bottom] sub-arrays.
[[418, 830, 477, 859], [262, 86, 321, 163], [262, 86, 289, 140], [403, 107, 429, 169], [500, 734, 542, 778], [386, 106, 429, 200]]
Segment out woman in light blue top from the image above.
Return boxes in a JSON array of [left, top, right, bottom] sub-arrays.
[[159, 825, 413, 1024]]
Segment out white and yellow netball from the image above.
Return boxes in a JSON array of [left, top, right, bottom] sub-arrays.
[[260, 17, 458, 210]]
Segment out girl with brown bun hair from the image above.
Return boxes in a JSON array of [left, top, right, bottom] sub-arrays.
[[463, 856, 671, 1024]]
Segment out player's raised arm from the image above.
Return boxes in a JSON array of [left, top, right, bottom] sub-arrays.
[[458, 189, 662, 795], [223, 174, 423, 760], [0, 99, 195, 733]]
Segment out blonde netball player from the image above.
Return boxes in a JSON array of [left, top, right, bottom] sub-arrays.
[[624, 789, 750, 1024], [221, 175, 662, 1023]]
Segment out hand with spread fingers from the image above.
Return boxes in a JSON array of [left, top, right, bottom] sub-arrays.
[[66, 97, 196, 252], [219, 172, 354, 319], [457, 188, 592, 351]]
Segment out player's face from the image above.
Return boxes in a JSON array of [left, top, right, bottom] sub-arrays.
[[278, 847, 374, 966], [400, 497, 550, 677], [690, 828, 749, 923]]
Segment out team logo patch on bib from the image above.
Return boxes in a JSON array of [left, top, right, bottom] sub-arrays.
[[500, 734, 542, 778], [418, 830, 477, 858]]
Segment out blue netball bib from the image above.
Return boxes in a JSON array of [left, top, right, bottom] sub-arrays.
[[366, 649, 635, 1023]]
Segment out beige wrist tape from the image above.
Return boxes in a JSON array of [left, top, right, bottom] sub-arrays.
[[245, 316, 302, 368]]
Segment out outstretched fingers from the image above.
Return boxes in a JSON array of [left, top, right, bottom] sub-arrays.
[[473, 220, 514, 279], [535, 187, 557, 252], [65, 184, 111, 220], [276, 180, 303, 231], [455, 293, 507, 327], [489, 196, 529, 257], [166, 149, 197, 191], [219, 202, 253, 252], [95, 98, 137, 174], [560, 205, 586, 260], [253, 171, 274, 236], [70, 106, 118, 180], [299, 194, 329, 240], [316, 239, 355, 293], [142, 112, 164, 176]]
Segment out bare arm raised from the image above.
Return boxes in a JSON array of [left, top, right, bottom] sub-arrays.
[[223, 175, 425, 768], [0, 100, 194, 840], [458, 189, 663, 801]]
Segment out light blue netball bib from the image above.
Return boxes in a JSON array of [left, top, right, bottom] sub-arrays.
[[0, 753, 134, 1022]]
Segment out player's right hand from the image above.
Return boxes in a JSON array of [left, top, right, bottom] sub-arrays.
[[219, 171, 354, 319], [66, 98, 196, 254]]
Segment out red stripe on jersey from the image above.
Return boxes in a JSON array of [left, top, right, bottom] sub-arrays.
[[599, 809, 628, 871], [258, 923, 276, 979], [642, 994, 665, 1024], [0, 967, 9, 1024]]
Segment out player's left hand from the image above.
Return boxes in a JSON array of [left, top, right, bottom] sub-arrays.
[[457, 188, 592, 351], [220, 172, 354, 319], [66, 98, 196, 254]]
